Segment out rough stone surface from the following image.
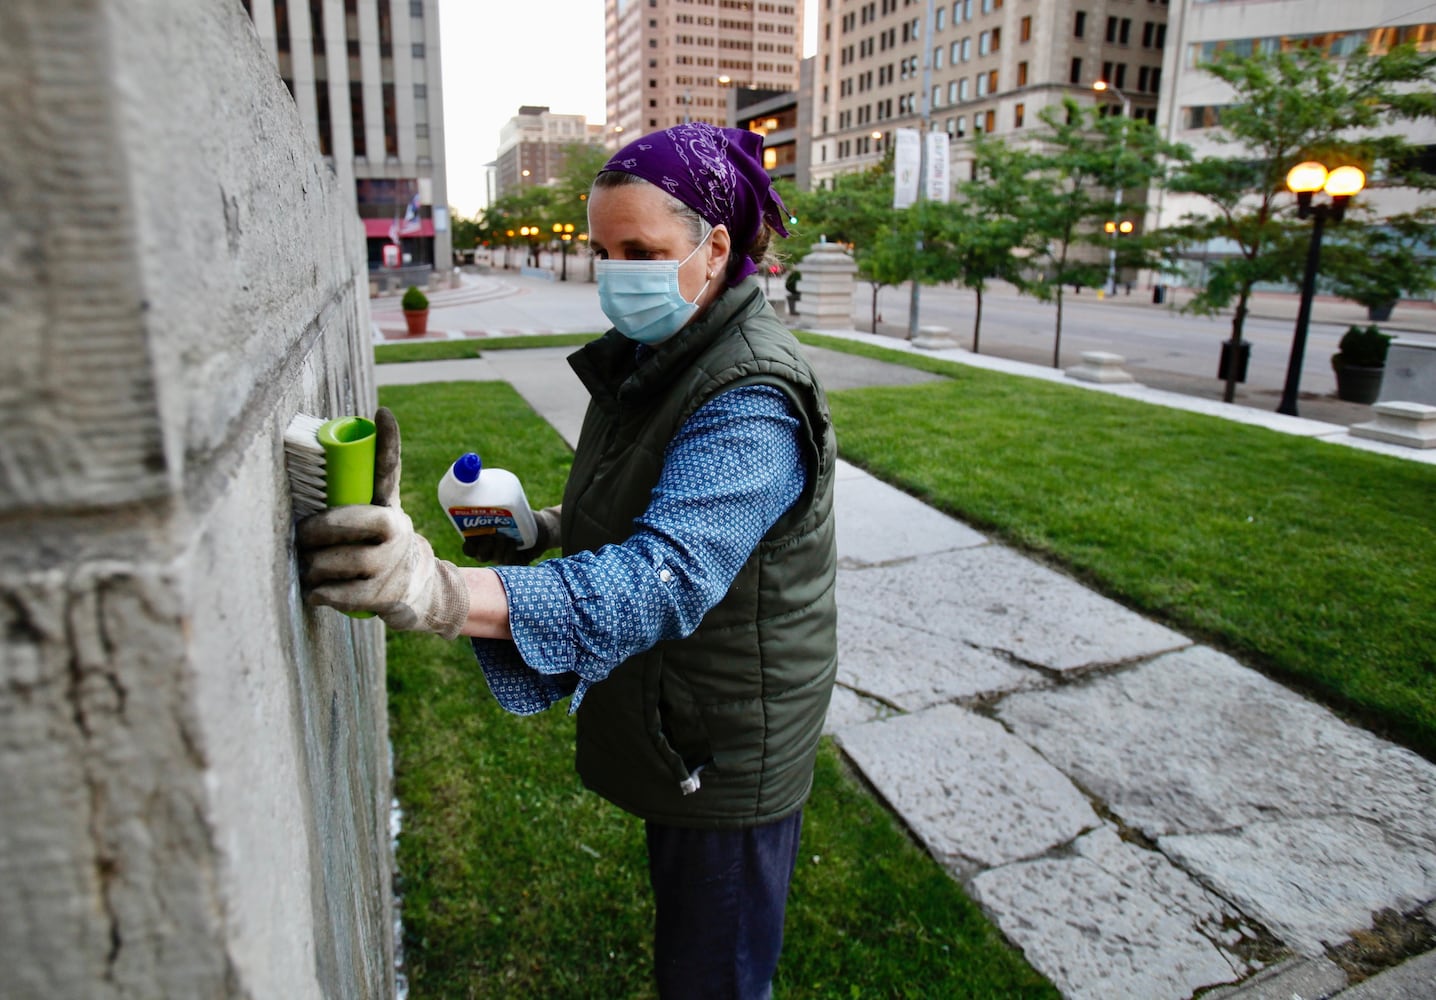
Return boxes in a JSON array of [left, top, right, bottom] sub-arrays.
[[834, 470, 988, 567], [996, 646, 1436, 847], [822, 684, 892, 734], [1202, 956, 1348, 1000], [970, 827, 1254, 1000], [836, 598, 1044, 710], [1335, 948, 1436, 999], [836, 546, 1190, 674], [0, 2, 390, 996], [836, 703, 1101, 870], [1162, 817, 1436, 956]]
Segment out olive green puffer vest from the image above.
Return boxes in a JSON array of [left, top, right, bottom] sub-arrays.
[[563, 278, 838, 828]]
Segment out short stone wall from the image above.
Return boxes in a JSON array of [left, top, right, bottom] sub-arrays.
[[0, 2, 391, 997]]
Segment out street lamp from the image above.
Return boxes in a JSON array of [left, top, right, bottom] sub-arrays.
[[1093, 80, 1131, 297], [519, 224, 540, 268], [552, 222, 576, 281], [1277, 161, 1366, 417]]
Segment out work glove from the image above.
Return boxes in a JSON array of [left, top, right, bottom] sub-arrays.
[[297, 407, 471, 638], [462, 505, 562, 565]]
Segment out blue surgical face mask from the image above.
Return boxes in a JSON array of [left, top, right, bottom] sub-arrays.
[[595, 226, 714, 345]]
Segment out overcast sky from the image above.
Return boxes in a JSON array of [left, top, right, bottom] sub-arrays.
[[437, 0, 818, 217]]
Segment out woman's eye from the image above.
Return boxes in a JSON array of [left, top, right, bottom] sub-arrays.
[[595, 249, 610, 260]]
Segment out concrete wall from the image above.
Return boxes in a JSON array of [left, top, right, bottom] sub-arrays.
[[0, 2, 392, 997]]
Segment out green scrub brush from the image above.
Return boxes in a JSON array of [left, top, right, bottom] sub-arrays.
[[284, 413, 378, 618]]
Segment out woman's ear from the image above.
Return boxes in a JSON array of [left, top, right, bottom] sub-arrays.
[[706, 224, 732, 280]]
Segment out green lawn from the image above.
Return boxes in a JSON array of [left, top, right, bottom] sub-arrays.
[[378, 335, 1434, 996], [374, 333, 598, 364], [381, 380, 1057, 998]]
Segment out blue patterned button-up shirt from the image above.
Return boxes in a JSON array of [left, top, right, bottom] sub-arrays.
[[470, 384, 807, 715]]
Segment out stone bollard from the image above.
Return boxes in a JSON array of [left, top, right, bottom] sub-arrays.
[[1066, 351, 1135, 384], [1350, 401, 1436, 449], [913, 324, 960, 350], [794, 241, 858, 329]]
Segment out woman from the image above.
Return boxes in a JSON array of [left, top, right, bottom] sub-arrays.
[[299, 122, 837, 998]]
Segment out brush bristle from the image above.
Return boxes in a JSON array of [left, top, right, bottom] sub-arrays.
[[284, 413, 330, 517]]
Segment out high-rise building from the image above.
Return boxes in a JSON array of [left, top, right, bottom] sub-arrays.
[[605, 0, 807, 142], [1153, 0, 1436, 235], [811, 0, 1169, 189], [494, 106, 608, 200], [242, 0, 451, 270]]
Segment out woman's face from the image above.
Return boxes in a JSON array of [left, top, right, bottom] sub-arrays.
[[587, 181, 730, 309]]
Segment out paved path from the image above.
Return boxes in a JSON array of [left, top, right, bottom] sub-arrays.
[[376, 300, 1436, 999]]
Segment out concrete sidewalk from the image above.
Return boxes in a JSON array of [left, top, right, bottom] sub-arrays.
[[377, 342, 1436, 999]]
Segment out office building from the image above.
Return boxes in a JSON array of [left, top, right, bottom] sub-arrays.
[[605, 0, 806, 142], [242, 0, 451, 269], [1153, 0, 1436, 234], [493, 106, 608, 200], [811, 0, 1170, 189]]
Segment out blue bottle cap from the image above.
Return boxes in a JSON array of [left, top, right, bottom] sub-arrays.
[[453, 452, 482, 484]]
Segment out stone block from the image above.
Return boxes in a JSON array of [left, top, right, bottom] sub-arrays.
[[970, 827, 1258, 1000], [1379, 338, 1436, 406], [1201, 957, 1347, 1000], [1066, 350, 1135, 383], [1350, 400, 1436, 449], [913, 325, 960, 350], [836, 703, 1101, 870]]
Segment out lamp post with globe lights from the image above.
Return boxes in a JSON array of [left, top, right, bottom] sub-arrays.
[[1092, 80, 1131, 298], [1277, 161, 1366, 417]]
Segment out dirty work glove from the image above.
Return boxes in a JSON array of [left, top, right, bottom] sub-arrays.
[[462, 504, 562, 565], [297, 406, 471, 638]]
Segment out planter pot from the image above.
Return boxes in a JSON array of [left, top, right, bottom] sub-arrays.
[[1367, 301, 1396, 323], [403, 308, 429, 336], [1334, 363, 1385, 404]]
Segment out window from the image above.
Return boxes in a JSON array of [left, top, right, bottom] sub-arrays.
[[991, 27, 1000, 51], [1119, 18, 1131, 45], [987, 68, 998, 91], [1138, 65, 1149, 91], [984, 109, 995, 132], [955, 114, 966, 137], [1115, 62, 1126, 88], [948, 80, 959, 102], [1156, 24, 1166, 48], [958, 77, 969, 100], [1069, 57, 1082, 84], [936, 7, 945, 30], [979, 30, 989, 55], [412, 42, 425, 57], [976, 72, 988, 96], [410, 0, 422, 14], [934, 46, 944, 68], [1142, 21, 1154, 48], [1105, 16, 1117, 43], [1017, 60, 1027, 86], [1014, 102, 1025, 128], [1074, 10, 1085, 38], [1020, 15, 1031, 42], [951, 41, 960, 62], [961, 37, 971, 61]]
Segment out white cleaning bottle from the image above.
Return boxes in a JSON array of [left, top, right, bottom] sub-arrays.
[[437, 452, 538, 549]]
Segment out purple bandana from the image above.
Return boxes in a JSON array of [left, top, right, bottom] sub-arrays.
[[600, 123, 790, 286]]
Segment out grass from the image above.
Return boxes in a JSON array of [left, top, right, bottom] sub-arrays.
[[381, 380, 1059, 999], [374, 333, 599, 364], [798, 332, 1436, 759]]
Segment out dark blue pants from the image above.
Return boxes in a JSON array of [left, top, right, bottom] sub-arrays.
[[645, 810, 804, 1000]]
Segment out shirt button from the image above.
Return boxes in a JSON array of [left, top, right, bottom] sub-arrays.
[[659, 569, 673, 583]]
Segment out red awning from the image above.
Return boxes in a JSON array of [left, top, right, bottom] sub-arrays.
[[363, 218, 436, 239]]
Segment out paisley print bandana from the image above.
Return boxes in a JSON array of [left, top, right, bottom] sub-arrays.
[[600, 123, 790, 286]]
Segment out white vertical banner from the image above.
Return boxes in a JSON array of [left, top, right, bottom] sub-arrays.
[[893, 128, 921, 209], [926, 132, 951, 203]]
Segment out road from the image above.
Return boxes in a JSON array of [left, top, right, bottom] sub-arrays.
[[853, 280, 1346, 402]]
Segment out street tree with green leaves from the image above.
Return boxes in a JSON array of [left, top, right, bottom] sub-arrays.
[[1166, 42, 1436, 402], [999, 99, 1184, 367]]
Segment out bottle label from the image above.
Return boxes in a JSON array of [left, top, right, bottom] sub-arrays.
[[447, 505, 525, 542]]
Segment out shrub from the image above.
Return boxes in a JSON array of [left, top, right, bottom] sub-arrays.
[[1333, 324, 1392, 370], [402, 285, 429, 312]]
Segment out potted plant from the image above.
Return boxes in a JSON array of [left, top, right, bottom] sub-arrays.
[[1331, 324, 1392, 404], [401, 285, 429, 336]]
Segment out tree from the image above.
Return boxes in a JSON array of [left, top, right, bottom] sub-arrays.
[[1008, 100, 1183, 367], [778, 160, 910, 330], [1166, 42, 1436, 401], [1322, 209, 1436, 319], [932, 135, 1036, 353]]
